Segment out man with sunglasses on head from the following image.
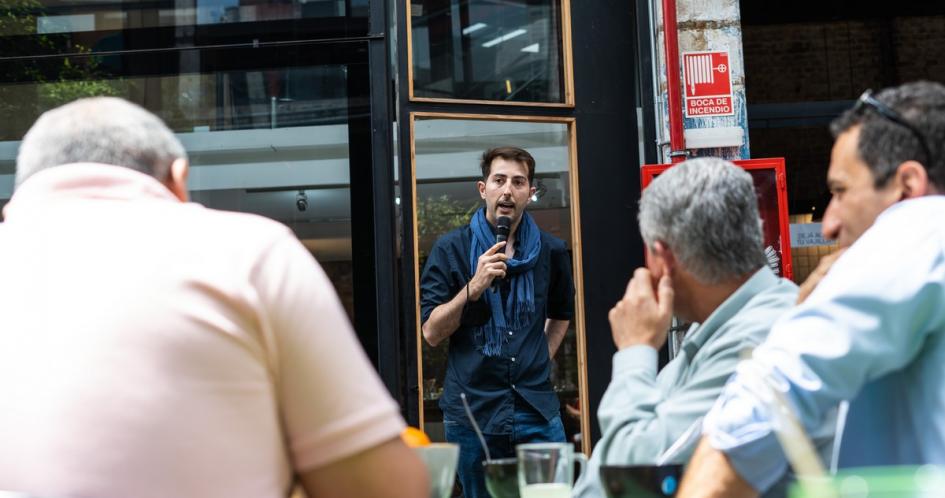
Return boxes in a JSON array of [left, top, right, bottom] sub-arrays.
[[797, 84, 938, 302], [676, 80, 945, 498]]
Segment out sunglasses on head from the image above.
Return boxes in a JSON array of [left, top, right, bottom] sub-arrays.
[[853, 89, 933, 169]]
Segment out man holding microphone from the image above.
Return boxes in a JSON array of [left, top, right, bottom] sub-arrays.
[[420, 146, 575, 498]]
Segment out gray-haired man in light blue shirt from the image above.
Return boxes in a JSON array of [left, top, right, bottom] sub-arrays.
[[573, 157, 799, 497]]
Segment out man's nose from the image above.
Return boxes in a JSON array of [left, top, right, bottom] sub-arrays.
[[821, 197, 841, 241]]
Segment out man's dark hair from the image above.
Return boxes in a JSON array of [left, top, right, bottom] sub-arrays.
[[480, 146, 536, 184], [830, 81, 945, 191]]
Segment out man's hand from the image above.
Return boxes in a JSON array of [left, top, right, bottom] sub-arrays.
[[676, 438, 757, 498], [609, 268, 674, 350], [468, 241, 508, 300], [796, 249, 845, 304], [422, 241, 507, 347]]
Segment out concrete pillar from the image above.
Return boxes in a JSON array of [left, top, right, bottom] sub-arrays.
[[651, 0, 749, 162]]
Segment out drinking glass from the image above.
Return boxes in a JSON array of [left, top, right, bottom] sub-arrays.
[[414, 443, 460, 498], [484, 458, 520, 498], [517, 442, 587, 498], [789, 465, 945, 498]]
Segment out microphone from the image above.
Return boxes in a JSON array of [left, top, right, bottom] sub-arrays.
[[493, 216, 512, 290], [496, 216, 512, 243]]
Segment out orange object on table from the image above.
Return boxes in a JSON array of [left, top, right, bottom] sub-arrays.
[[401, 426, 432, 447]]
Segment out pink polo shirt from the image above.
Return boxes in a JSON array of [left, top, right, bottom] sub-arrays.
[[0, 164, 404, 497]]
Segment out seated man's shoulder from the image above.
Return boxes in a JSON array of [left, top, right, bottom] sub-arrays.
[[713, 278, 798, 346], [182, 204, 296, 247], [736, 278, 797, 323], [749, 276, 799, 307]]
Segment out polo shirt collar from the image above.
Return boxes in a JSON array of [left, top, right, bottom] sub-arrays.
[[4, 163, 178, 221]]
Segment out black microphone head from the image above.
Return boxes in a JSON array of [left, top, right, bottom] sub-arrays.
[[495, 216, 512, 243]]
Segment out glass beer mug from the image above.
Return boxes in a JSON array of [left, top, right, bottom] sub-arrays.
[[517, 443, 587, 498]]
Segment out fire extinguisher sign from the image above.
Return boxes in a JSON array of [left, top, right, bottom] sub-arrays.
[[682, 51, 734, 118]]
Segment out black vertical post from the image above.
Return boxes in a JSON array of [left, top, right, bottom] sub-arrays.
[[347, 54, 380, 368], [572, 0, 645, 444], [396, 0, 422, 426], [368, 0, 405, 406], [346, 0, 404, 405], [635, 0, 659, 165]]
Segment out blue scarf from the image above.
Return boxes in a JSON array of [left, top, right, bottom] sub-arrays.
[[468, 207, 541, 356]]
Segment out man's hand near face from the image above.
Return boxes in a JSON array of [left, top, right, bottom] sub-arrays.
[[423, 240, 507, 347], [468, 241, 508, 300], [796, 249, 845, 304], [609, 268, 675, 350]]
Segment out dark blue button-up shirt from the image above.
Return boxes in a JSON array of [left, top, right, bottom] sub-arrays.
[[420, 224, 574, 434]]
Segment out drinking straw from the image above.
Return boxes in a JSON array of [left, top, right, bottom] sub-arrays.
[[460, 392, 493, 462], [737, 357, 837, 498]]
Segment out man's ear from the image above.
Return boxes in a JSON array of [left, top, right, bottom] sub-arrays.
[[896, 160, 931, 200], [652, 240, 676, 276], [165, 158, 189, 202], [477, 180, 486, 200]]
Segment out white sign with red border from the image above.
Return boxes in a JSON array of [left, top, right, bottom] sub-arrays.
[[683, 50, 734, 118]]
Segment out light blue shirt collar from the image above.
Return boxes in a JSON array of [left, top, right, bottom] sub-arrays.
[[682, 267, 780, 356]]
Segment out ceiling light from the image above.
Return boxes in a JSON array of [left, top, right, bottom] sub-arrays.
[[462, 23, 487, 35], [521, 43, 539, 53], [482, 29, 526, 48]]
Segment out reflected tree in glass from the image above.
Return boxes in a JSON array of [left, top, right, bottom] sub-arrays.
[[0, 0, 122, 141]]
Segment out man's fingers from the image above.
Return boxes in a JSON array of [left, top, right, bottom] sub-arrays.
[[816, 249, 844, 274], [657, 275, 675, 317], [479, 252, 508, 265], [623, 269, 643, 298], [484, 241, 507, 255], [607, 306, 618, 325], [488, 267, 506, 279], [627, 268, 655, 300]]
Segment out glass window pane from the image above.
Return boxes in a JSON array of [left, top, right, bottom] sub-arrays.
[[0, 46, 365, 321], [0, 0, 369, 56], [411, 0, 566, 103], [413, 116, 583, 444]]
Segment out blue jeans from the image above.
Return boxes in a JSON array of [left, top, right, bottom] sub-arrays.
[[444, 408, 566, 498]]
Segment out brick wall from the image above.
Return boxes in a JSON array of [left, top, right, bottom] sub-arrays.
[[743, 15, 945, 217], [743, 16, 945, 104], [895, 16, 945, 82]]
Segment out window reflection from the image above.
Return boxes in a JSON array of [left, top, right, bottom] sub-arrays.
[[413, 116, 583, 444], [0, 57, 360, 322], [0, 0, 366, 37], [410, 0, 567, 103]]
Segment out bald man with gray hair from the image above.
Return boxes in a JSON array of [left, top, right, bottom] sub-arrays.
[[0, 97, 427, 498], [573, 157, 799, 498]]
